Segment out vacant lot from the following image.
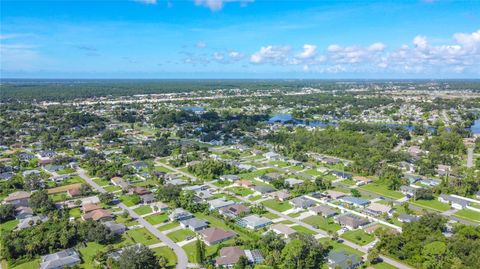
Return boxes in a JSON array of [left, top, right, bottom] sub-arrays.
[[410, 199, 450, 212], [453, 209, 480, 222], [262, 199, 293, 212], [359, 182, 403, 199], [303, 215, 341, 233], [127, 228, 161, 245], [47, 183, 82, 194], [341, 229, 375, 246], [133, 205, 153, 216], [145, 213, 169, 225]]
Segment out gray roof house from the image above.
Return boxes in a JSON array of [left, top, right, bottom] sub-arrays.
[[438, 194, 470, 209], [335, 214, 369, 229], [180, 218, 209, 231], [169, 208, 193, 221], [238, 215, 272, 230], [40, 248, 81, 269], [104, 221, 127, 235], [327, 250, 362, 269], [309, 204, 337, 218], [340, 196, 370, 207], [397, 213, 420, 223], [253, 185, 276, 195], [208, 198, 236, 210], [289, 196, 316, 209]]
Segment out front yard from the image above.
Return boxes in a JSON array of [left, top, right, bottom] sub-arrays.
[[341, 229, 375, 246]]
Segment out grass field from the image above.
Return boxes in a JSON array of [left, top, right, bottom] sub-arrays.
[[93, 178, 110, 186], [78, 235, 134, 269], [10, 259, 40, 269], [145, 213, 169, 225], [372, 262, 398, 269], [302, 215, 341, 233], [152, 247, 177, 267], [410, 199, 450, 212], [0, 219, 19, 234], [291, 225, 316, 235], [262, 199, 293, 212], [104, 185, 122, 192], [167, 229, 196, 242], [115, 215, 140, 226], [226, 186, 254, 196], [341, 229, 375, 246], [133, 205, 153, 215], [158, 222, 180, 231], [318, 238, 364, 256], [119, 194, 141, 207], [182, 241, 220, 263], [359, 182, 404, 199], [127, 228, 161, 245], [453, 209, 480, 222], [69, 208, 82, 218], [249, 195, 262, 201]]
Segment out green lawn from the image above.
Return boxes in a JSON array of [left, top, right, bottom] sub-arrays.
[[93, 178, 110, 186], [291, 225, 316, 235], [154, 166, 174, 173], [0, 219, 19, 233], [115, 215, 140, 227], [318, 238, 364, 256], [167, 229, 196, 242], [341, 229, 376, 246], [158, 222, 180, 231], [104, 185, 122, 192], [120, 194, 141, 207], [213, 180, 233, 188], [152, 247, 177, 267], [262, 199, 293, 212], [238, 168, 281, 180], [269, 160, 290, 167], [249, 195, 262, 201], [262, 212, 279, 219], [453, 209, 480, 222], [127, 228, 161, 245], [69, 208, 82, 218], [359, 182, 404, 199], [226, 186, 254, 196], [133, 205, 153, 215], [145, 213, 169, 225], [303, 215, 341, 233], [57, 167, 76, 175], [10, 259, 40, 269], [372, 262, 399, 269], [410, 199, 450, 212], [78, 235, 134, 269], [193, 212, 254, 241], [182, 241, 220, 263], [304, 169, 325, 177]]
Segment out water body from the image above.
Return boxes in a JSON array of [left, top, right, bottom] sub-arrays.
[[470, 119, 480, 135], [182, 106, 206, 112]]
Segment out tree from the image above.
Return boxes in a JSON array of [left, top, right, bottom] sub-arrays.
[[0, 204, 16, 222], [99, 192, 114, 205], [195, 238, 206, 264], [350, 189, 361, 197], [23, 173, 43, 191], [280, 234, 326, 269], [29, 190, 55, 214], [367, 248, 380, 264], [234, 256, 249, 269], [119, 244, 159, 269], [156, 184, 181, 202]]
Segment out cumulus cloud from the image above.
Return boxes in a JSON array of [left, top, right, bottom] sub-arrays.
[[194, 0, 254, 11], [296, 44, 317, 59], [250, 45, 291, 64]]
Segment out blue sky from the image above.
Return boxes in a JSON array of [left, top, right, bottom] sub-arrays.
[[1, 0, 479, 78]]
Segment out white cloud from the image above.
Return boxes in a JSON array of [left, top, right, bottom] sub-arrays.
[[196, 41, 207, 48], [368, 42, 386, 52], [250, 45, 290, 64], [134, 0, 157, 4], [228, 50, 244, 60], [194, 0, 254, 11], [413, 35, 428, 49], [296, 44, 317, 59], [212, 52, 224, 61]]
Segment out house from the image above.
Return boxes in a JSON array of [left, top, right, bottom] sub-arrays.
[[284, 178, 304, 187], [400, 185, 419, 197], [397, 213, 420, 223], [104, 221, 127, 234], [126, 161, 149, 171], [235, 179, 254, 188], [15, 206, 33, 220], [352, 176, 372, 186], [269, 190, 290, 201], [208, 198, 236, 210], [18, 152, 35, 161], [180, 218, 209, 231], [309, 204, 337, 218], [404, 174, 422, 184], [419, 178, 441, 187], [218, 204, 250, 218], [151, 202, 169, 212], [331, 170, 352, 180], [67, 187, 82, 198], [43, 165, 63, 173], [257, 172, 282, 183], [340, 196, 370, 207], [215, 246, 246, 268], [140, 193, 156, 204], [327, 250, 362, 269], [111, 177, 129, 190], [270, 223, 297, 238], [335, 214, 369, 229], [253, 185, 275, 195], [4, 191, 31, 207], [290, 196, 316, 209], [40, 248, 81, 269], [83, 209, 113, 222], [82, 203, 102, 213], [436, 165, 451, 176], [51, 175, 71, 184], [129, 186, 151, 196], [165, 178, 188, 186], [0, 172, 14, 181], [407, 146, 422, 157], [244, 249, 264, 264], [220, 175, 240, 182], [238, 214, 272, 230], [438, 194, 470, 209], [38, 150, 56, 158], [22, 169, 40, 177], [324, 190, 347, 200], [264, 152, 281, 160], [169, 208, 193, 221], [237, 164, 256, 171], [17, 216, 49, 230], [200, 227, 236, 245], [364, 203, 393, 217]]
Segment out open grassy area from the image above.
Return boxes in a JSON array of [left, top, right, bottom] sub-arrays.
[[69, 208, 82, 218], [269, 160, 290, 167], [158, 222, 180, 231], [115, 215, 140, 226], [47, 183, 82, 194], [119, 194, 141, 207], [341, 229, 375, 246], [318, 238, 364, 256], [182, 241, 220, 263], [152, 247, 177, 267], [93, 178, 110, 186], [104, 185, 122, 192], [57, 167, 76, 175], [262, 199, 293, 212], [303, 215, 341, 233], [167, 229, 196, 242], [78, 235, 134, 269], [410, 199, 450, 212], [193, 212, 254, 241], [10, 259, 40, 269], [291, 225, 316, 235], [262, 212, 279, 219], [226, 186, 254, 196], [145, 213, 169, 225], [304, 168, 325, 177], [133, 205, 153, 215], [249, 195, 262, 201], [359, 182, 404, 199], [372, 262, 399, 269], [0, 219, 19, 233], [238, 168, 282, 181], [127, 228, 161, 245], [453, 209, 480, 222], [154, 165, 174, 173]]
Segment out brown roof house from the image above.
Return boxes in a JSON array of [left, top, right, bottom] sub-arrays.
[[218, 204, 250, 218], [83, 209, 113, 222], [270, 223, 297, 239], [335, 214, 369, 230], [215, 246, 246, 268], [199, 227, 236, 245], [4, 191, 31, 208]]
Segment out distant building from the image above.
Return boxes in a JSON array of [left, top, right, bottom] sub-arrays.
[[340, 196, 370, 207], [83, 209, 113, 222], [309, 205, 337, 218], [397, 213, 419, 223], [289, 196, 316, 209], [335, 214, 369, 229], [208, 198, 236, 210], [364, 203, 393, 217], [438, 194, 470, 209], [4, 191, 31, 207], [169, 208, 193, 221], [218, 204, 250, 218], [104, 221, 127, 235], [327, 250, 362, 269]]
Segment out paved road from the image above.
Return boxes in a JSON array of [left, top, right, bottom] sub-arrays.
[[467, 147, 474, 168], [158, 161, 413, 269], [77, 168, 188, 269]]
